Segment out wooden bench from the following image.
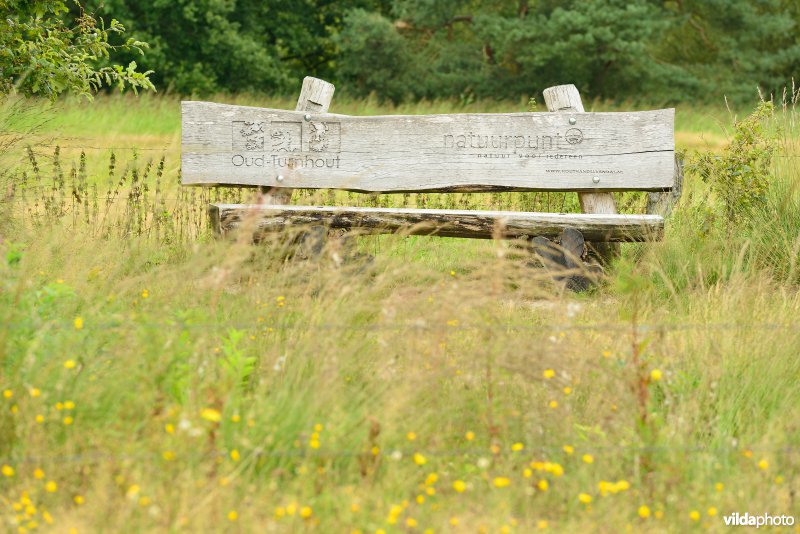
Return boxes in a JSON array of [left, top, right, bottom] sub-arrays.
[[181, 77, 679, 265]]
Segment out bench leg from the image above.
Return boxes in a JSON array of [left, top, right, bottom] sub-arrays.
[[530, 228, 602, 292]]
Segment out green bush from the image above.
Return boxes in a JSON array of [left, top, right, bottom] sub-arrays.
[[687, 101, 779, 227], [0, 0, 154, 99]]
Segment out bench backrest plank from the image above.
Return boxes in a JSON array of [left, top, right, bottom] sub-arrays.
[[181, 102, 675, 193]]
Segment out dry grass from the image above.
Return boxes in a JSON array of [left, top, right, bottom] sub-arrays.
[[0, 93, 798, 533]]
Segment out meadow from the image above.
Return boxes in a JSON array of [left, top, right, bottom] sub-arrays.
[[0, 91, 798, 533]]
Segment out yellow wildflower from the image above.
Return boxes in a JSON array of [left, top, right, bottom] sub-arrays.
[[563, 445, 574, 455], [64, 360, 76, 369], [582, 454, 594, 464], [707, 507, 718, 517], [650, 369, 662, 381], [74, 317, 83, 330], [465, 431, 475, 441], [689, 510, 700, 521], [511, 442, 524, 452], [407, 432, 417, 441], [33, 469, 44, 479], [638, 505, 650, 518], [227, 510, 238, 522], [230, 450, 240, 462], [757, 458, 769, 470], [453, 480, 466, 492], [537, 479, 549, 491], [200, 408, 222, 422], [548, 463, 564, 477], [543, 369, 555, 379], [413, 453, 427, 466], [493, 477, 511, 488], [300, 506, 313, 519], [2, 464, 14, 477], [578, 493, 592, 504], [45, 481, 57, 492]]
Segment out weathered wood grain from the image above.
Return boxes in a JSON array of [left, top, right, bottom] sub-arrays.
[[647, 154, 684, 217], [210, 204, 664, 242], [296, 77, 335, 113], [544, 84, 620, 263], [182, 102, 675, 192], [262, 77, 336, 204]]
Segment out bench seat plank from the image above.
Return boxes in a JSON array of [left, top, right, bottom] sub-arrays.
[[210, 204, 663, 242]]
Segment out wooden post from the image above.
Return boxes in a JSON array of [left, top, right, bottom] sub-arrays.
[[646, 154, 684, 217], [261, 77, 336, 204], [543, 84, 620, 264]]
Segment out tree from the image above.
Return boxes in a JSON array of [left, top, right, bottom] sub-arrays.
[[0, 0, 154, 99], [80, 0, 388, 95], [652, 0, 800, 103]]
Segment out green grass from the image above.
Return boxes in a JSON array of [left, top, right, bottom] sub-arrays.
[[0, 93, 798, 533]]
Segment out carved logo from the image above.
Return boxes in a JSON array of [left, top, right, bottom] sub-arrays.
[[232, 121, 265, 151], [307, 122, 341, 152], [271, 122, 302, 153], [565, 128, 584, 145]]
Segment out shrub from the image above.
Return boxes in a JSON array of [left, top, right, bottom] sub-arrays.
[[687, 101, 780, 227]]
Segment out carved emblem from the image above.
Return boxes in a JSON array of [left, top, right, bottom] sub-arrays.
[[565, 128, 584, 145], [306, 122, 341, 153], [232, 121, 265, 151], [271, 122, 302, 153], [308, 122, 329, 152]]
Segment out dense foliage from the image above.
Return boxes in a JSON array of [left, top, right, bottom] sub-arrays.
[[74, 0, 800, 103], [688, 101, 779, 226], [0, 0, 154, 99]]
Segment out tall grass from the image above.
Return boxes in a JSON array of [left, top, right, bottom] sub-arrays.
[[0, 93, 798, 533]]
